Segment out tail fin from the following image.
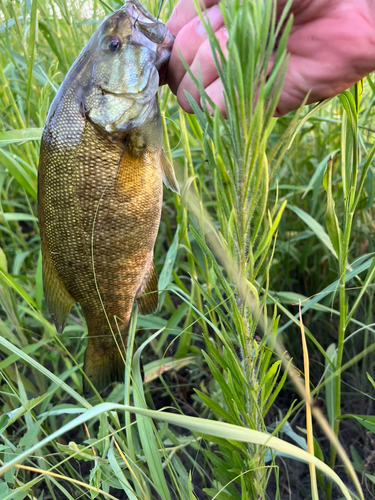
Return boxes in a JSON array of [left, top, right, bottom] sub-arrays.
[[83, 341, 126, 396]]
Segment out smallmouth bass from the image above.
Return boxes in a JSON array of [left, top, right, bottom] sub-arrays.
[[38, 0, 179, 395]]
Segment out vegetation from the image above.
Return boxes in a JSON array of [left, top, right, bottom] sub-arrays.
[[0, 0, 374, 499]]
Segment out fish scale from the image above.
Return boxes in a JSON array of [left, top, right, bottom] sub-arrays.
[[38, 1, 178, 395]]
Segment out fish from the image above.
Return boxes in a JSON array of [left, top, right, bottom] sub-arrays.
[[37, 0, 179, 395]]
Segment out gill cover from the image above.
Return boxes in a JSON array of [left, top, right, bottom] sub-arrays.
[[83, 0, 174, 134]]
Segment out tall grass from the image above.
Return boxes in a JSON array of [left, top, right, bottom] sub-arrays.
[[0, 0, 374, 499]]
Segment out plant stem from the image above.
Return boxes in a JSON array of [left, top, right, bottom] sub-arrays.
[[328, 207, 355, 500]]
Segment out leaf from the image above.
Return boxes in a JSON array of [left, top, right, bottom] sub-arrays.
[[0, 149, 37, 199], [158, 225, 179, 308], [1, 213, 38, 223], [0, 128, 43, 147], [0, 402, 356, 500], [302, 150, 340, 199], [0, 336, 91, 410], [131, 322, 172, 500], [18, 421, 41, 450], [195, 389, 234, 423], [0, 248, 7, 273], [325, 344, 337, 430], [143, 356, 197, 383], [254, 200, 287, 261], [7, 391, 55, 428], [89, 463, 101, 499], [0, 480, 9, 496], [35, 250, 43, 310], [287, 98, 334, 149], [0, 18, 16, 32], [171, 455, 192, 500], [341, 414, 375, 434], [324, 160, 342, 257], [26, 0, 38, 124], [287, 204, 338, 259], [367, 372, 375, 390], [0, 415, 9, 435], [3, 448, 17, 485], [338, 92, 358, 201], [135, 315, 167, 330], [0, 343, 42, 372], [204, 488, 236, 500], [268, 291, 334, 312], [37, 407, 87, 419], [38, 22, 65, 70], [350, 446, 364, 473], [56, 442, 98, 462], [107, 445, 137, 500], [282, 422, 307, 451], [277, 253, 375, 334], [0, 267, 36, 308], [264, 421, 307, 463]]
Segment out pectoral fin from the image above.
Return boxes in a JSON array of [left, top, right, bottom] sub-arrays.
[[42, 250, 76, 333], [161, 149, 180, 194], [136, 261, 158, 315]]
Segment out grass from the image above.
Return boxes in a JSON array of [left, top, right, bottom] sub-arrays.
[[0, 0, 375, 499]]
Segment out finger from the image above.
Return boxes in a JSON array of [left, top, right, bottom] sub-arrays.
[[268, 47, 328, 117], [166, 4, 224, 94], [274, 60, 358, 117], [167, 0, 220, 36], [203, 77, 226, 117], [176, 27, 228, 112], [273, 42, 373, 116], [272, 3, 375, 116], [273, 57, 312, 117]]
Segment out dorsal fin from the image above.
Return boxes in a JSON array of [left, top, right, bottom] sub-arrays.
[[161, 150, 180, 194]]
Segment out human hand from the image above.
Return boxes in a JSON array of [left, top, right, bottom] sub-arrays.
[[165, 0, 227, 115], [166, 0, 375, 116]]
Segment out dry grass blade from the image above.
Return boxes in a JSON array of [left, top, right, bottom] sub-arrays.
[[299, 301, 319, 500], [9, 464, 119, 500]]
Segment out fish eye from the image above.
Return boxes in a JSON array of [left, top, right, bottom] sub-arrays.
[[101, 36, 121, 54]]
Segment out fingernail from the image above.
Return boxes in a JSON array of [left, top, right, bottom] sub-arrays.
[[222, 26, 229, 38], [196, 5, 223, 37]]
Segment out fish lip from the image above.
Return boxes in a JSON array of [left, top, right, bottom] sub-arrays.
[[122, 0, 175, 72], [124, 0, 174, 46], [125, 0, 160, 24]]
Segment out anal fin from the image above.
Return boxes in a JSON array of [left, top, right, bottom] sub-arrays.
[[161, 149, 180, 194], [42, 249, 76, 333], [136, 261, 158, 315]]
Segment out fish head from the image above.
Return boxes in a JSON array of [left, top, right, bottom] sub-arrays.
[[81, 0, 174, 134]]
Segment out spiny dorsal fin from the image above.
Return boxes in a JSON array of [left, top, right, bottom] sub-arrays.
[[136, 261, 158, 315], [161, 149, 180, 194], [42, 250, 76, 333]]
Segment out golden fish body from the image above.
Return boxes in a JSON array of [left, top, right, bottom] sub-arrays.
[[38, 1, 178, 394]]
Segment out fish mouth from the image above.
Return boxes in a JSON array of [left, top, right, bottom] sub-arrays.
[[122, 0, 174, 73], [124, 0, 175, 47]]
